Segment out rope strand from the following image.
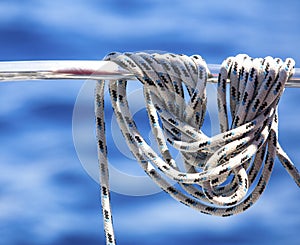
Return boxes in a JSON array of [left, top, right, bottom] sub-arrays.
[[94, 52, 299, 244]]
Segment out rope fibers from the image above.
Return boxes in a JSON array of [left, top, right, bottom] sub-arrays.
[[94, 52, 300, 244]]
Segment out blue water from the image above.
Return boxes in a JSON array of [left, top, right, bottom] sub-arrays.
[[0, 0, 300, 244]]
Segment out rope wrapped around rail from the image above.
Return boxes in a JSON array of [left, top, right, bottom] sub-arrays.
[[94, 52, 300, 245]]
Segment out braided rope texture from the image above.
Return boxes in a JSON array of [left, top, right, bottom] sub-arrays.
[[94, 52, 300, 245]]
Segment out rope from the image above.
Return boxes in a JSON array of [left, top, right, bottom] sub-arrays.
[[94, 52, 300, 245]]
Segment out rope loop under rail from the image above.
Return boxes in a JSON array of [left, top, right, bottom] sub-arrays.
[[94, 52, 299, 245]]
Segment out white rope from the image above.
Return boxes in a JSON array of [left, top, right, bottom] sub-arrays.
[[94, 52, 300, 245]]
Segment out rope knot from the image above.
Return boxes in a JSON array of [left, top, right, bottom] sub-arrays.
[[96, 52, 299, 245]]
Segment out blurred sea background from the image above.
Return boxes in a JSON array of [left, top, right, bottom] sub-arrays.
[[0, 0, 299, 244]]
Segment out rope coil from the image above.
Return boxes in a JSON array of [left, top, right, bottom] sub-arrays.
[[95, 52, 300, 245]]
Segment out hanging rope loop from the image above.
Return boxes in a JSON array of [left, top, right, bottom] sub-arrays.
[[95, 52, 299, 245]]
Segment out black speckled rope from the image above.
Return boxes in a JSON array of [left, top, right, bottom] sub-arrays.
[[95, 52, 299, 245]]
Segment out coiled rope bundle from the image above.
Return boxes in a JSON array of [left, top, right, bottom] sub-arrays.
[[95, 52, 300, 244]]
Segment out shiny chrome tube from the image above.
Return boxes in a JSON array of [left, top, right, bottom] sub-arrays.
[[0, 60, 299, 87]]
